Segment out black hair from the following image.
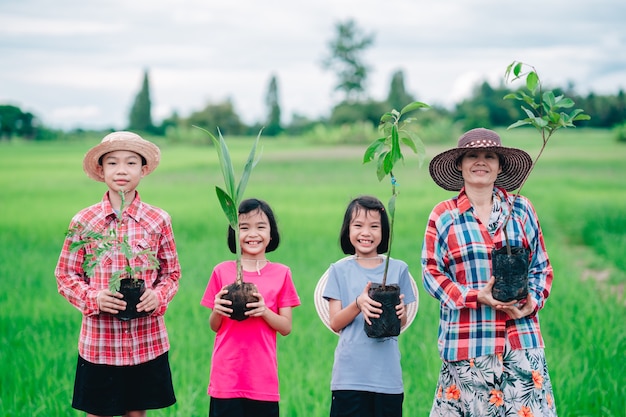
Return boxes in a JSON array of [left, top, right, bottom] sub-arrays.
[[339, 195, 390, 255], [227, 198, 280, 254], [98, 153, 147, 166]]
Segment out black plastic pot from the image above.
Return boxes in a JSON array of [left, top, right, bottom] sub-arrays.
[[117, 278, 149, 321], [222, 282, 259, 321], [491, 246, 530, 302], [364, 283, 401, 338]]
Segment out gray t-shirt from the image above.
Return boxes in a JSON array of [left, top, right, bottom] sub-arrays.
[[323, 256, 417, 394]]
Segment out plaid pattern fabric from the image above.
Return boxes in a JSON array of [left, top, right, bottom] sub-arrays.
[[421, 187, 553, 362], [56, 192, 181, 365]]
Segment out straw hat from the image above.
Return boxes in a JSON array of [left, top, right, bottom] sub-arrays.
[[314, 256, 419, 335], [428, 128, 532, 192], [83, 131, 161, 182]]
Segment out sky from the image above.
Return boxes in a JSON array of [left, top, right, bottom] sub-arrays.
[[1, 0, 625, 131]]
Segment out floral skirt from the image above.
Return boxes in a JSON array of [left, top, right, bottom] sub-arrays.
[[430, 345, 557, 417]]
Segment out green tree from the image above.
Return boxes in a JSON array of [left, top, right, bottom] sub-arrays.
[[128, 69, 154, 132], [0, 104, 36, 139], [322, 19, 375, 102], [186, 99, 246, 136], [386, 70, 415, 111], [264, 74, 282, 136]]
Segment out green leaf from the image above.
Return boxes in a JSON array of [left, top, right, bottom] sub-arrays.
[[363, 138, 386, 163], [554, 96, 575, 109], [507, 120, 531, 129], [388, 194, 396, 219], [526, 71, 539, 93], [376, 151, 388, 181], [399, 101, 429, 115], [400, 136, 417, 154], [235, 129, 262, 203], [215, 186, 238, 229], [379, 112, 394, 124]]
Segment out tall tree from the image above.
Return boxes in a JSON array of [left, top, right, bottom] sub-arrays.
[[322, 19, 375, 102], [387, 70, 415, 111], [128, 69, 154, 132], [264, 74, 282, 136]]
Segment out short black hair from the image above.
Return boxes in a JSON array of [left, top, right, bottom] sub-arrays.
[[339, 195, 389, 255], [228, 198, 280, 254]]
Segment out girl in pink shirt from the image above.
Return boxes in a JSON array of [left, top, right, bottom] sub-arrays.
[[201, 198, 300, 417]]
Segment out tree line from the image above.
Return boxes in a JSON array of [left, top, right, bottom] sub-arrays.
[[1, 19, 625, 140]]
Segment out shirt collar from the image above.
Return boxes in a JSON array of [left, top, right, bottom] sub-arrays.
[[101, 191, 143, 222], [457, 186, 510, 215]]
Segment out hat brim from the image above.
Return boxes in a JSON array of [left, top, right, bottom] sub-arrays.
[[83, 133, 161, 182], [428, 146, 532, 192], [314, 256, 419, 335]]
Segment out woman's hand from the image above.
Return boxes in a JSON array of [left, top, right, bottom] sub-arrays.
[[478, 277, 533, 319], [356, 282, 382, 325]]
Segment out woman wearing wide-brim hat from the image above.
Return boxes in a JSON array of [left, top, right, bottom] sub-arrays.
[[421, 128, 558, 416]]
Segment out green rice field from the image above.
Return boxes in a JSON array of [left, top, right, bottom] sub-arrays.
[[0, 128, 624, 416]]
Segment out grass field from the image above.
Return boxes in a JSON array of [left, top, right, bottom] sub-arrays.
[[0, 128, 625, 416]]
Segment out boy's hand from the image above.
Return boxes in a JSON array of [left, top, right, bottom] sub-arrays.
[[97, 290, 126, 314]]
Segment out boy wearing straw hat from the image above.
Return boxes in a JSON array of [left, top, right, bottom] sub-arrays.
[[55, 131, 181, 417]]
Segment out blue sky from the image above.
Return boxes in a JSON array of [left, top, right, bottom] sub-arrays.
[[1, 0, 625, 130]]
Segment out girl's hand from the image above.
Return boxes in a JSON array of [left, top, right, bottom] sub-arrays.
[[395, 293, 406, 320], [97, 289, 126, 314], [136, 288, 159, 313], [356, 282, 382, 325], [246, 292, 268, 318], [212, 286, 233, 317]]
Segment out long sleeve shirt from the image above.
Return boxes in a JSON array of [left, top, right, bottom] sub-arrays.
[[421, 187, 553, 362], [55, 191, 181, 366]]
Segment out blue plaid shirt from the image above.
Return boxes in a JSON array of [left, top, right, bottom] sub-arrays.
[[421, 187, 553, 362]]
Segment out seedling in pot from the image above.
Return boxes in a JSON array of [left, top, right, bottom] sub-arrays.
[[362, 101, 429, 337], [68, 190, 160, 320], [491, 61, 590, 302], [195, 126, 263, 321]]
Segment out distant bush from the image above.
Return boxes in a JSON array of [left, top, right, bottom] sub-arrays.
[[303, 121, 378, 145], [613, 121, 626, 143]]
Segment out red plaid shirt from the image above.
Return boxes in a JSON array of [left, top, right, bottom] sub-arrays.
[[55, 192, 181, 366], [421, 188, 553, 362]]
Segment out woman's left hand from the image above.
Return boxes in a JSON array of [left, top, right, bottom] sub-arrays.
[[478, 277, 534, 319], [497, 293, 534, 319]]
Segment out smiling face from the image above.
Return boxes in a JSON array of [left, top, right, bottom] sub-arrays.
[[348, 208, 383, 258], [458, 150, 502, 189], [99, 150, 147, 195], [238, 208, 272, 259]]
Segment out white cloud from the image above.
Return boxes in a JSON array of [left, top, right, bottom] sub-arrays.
[[1, 0, 624, 130]]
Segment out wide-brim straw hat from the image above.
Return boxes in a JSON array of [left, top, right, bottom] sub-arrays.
[[83, 131, 161, 182], [314, 256, 419, 335], [429, 128, 532, 192]]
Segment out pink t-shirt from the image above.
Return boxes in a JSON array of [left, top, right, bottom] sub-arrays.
[[200, 260, 300, 401]]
